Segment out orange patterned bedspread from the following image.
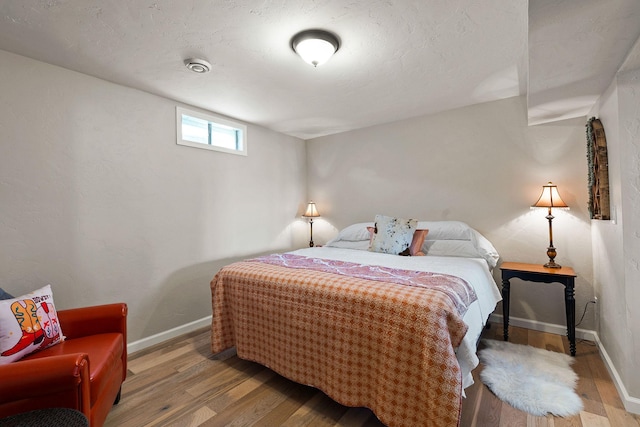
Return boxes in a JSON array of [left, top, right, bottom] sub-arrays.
[[210, 255, 472, 427]]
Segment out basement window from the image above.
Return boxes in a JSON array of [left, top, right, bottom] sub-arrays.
[[176, 107, 247, 156]]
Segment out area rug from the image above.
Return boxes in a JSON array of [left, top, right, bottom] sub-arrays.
[[478, 339, 583, 417]]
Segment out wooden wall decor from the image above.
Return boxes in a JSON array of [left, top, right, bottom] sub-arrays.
[[586, 117, 610, 220]]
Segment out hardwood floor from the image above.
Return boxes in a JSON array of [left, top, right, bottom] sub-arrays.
[[105, 324, 640, 427]]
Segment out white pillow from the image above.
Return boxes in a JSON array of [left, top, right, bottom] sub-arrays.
[[369, 214, 417, 255], [325, 240, 371, 250], [471, 230, 500, 268], [417, 220, 474, 241], [422, 233, 500, 268], [424, 240, 483, 258], [325, 222, 373, 244]]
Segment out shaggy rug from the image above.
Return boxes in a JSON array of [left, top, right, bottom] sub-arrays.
[[478, 339, 583, 417]]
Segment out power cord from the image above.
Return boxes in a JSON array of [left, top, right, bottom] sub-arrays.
[[575, 300, 596, 327], [576, 300, 597, 346]]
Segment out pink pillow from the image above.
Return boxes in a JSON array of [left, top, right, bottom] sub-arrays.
[[367, 226, 376, 245], [367, 226, 428, 256], [410, 229, 429, 256]]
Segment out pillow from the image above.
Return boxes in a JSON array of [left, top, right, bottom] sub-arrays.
[[367, 226, 375, 244], [326, 219, 499, 266], [324, 240, 371, 250], [471, 230, 500, 268], [422, 234, 500, 268], [416, 220, 475, 241], [369, 214, 418, 255], [326, 222, 374, 245], [410, 229, 429, 256], [369, 226, 428, 256], [423, 240, 483, 258], [0, 285, 64, 365], [0, 288, 14, 300]]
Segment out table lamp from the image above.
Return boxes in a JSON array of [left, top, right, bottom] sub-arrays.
[[532, 182, 568, 268], [302, 201, 320, 247]]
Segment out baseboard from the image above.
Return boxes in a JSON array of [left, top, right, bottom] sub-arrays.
[[489, 313, 640, 414], [592, 334, 640, 414], [127, 315, 212, 354], [488, 314, 597, 342]]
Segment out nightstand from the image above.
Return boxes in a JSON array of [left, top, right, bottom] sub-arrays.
[[499, 262, 577, 356]]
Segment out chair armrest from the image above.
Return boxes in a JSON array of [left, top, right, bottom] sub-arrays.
[[0, 354, 91, 418], [58, 303, 127, 341]]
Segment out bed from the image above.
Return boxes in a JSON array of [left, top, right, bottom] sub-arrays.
[[210, 218, 502, 427]]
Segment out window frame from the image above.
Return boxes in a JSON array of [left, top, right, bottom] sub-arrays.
[[176, 106, 247, 156]]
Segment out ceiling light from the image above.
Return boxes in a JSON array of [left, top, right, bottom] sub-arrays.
[[184, 58, 211, 74], [291, 29, 340, 67]]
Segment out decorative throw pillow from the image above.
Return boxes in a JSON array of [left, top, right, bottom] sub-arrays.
[[367, 226, 376, 245], [0, 285, 64, 365], [368, 226, 427, 256], [369, 215, 418, 255], [410, 229, 429, 256]]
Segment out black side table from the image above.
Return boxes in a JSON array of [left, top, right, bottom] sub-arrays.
[[500, 261, 577, 356]]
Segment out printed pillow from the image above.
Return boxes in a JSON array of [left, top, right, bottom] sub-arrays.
[[368, 226, 428, 256], [0, 285, 64, 365], [369, 215, 418, 255]]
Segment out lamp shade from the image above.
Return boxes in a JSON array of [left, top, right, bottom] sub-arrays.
[[532, 182, 568, 208], [302, 201, 320, 218], [291, 30, 340, 67]]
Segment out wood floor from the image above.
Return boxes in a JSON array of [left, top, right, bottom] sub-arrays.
[[105, 323, 640, 427]]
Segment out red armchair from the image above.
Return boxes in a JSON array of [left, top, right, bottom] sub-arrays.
[[0, 303, 127, 427]]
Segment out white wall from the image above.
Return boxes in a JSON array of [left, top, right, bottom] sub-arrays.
[[617, 68, 640, 398], [591, 63, 640, 408], [307, 96, 596, 330], [591, 80, 625, 364], [0, 50, 307, 342]]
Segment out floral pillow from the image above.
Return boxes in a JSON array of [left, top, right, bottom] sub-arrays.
[[369, 214, 418, 255], [0, 285, 64, 365], [368, 226, 427, 256]]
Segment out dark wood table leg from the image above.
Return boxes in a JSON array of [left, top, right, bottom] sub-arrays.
[[502, 278, 510, 341], [565, 278, 576, 356]]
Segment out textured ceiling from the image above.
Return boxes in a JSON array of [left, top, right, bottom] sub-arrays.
[[527, 0, 640, 126], [0, 1, 638, 139]]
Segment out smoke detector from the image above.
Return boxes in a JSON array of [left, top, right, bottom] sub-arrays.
[[184, 58, 211, 73]]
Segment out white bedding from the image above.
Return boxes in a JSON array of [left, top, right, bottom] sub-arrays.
[[290, 246, 502, 391]]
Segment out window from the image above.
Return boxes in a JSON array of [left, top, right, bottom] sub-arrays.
[[176, 107, 247, 156]]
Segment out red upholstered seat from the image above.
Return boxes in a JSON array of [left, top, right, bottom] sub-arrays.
[[0, 303, 127, 427]]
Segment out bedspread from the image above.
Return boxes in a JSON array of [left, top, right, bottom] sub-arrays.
[[211, 256, 472, 427]]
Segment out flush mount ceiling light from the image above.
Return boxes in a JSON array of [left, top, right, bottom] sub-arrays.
[[291, 29, 340, 67], [184, 58, 211, 73]]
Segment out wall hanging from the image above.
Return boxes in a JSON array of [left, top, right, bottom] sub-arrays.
[[586, 117, 610, 220]]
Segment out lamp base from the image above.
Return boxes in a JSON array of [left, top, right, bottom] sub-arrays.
[[544, 260, 562, 269], [544, 245, 561, 268]]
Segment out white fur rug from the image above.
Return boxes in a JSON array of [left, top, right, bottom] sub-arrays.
[[478, 339, 583, 417]]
